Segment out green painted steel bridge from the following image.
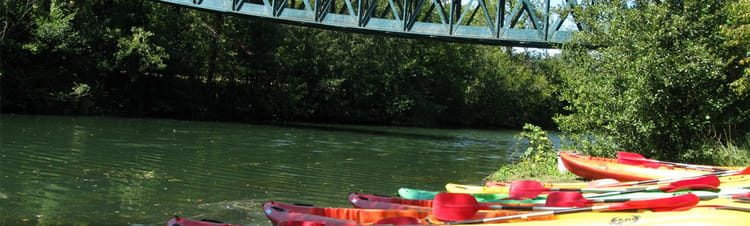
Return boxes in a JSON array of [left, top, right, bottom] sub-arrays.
[[155, 0, 583, 48]]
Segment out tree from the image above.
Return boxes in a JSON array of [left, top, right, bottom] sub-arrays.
[[724, 0, 750, 95], [555, 0, 749, 161]]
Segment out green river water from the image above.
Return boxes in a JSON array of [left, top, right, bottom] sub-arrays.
[[0, 114, 526, 225]]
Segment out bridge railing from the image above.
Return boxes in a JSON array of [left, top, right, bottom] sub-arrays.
[[156, 0, 583, 48]]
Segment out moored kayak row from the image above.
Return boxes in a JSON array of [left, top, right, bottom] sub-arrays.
[[165, 152, 750, 225]]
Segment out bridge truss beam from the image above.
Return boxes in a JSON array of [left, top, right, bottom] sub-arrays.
[[156, 0, 583, 48]]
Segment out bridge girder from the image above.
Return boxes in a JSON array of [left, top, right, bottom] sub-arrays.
[[155, 0, 583, 48]]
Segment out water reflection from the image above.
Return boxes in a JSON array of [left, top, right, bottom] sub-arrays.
[[0, 115, 520, 225]]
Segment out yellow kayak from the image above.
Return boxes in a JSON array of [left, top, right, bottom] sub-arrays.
[[446, 174, 750, 194]]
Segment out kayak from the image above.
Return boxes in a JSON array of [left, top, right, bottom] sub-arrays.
[[263, 201, 433, 225], [446, 174, 750, 194], [261, 198, 750, 226], [349, 193, 432, 210], [349, 193, 549, 210], [447, 182, 587, 194], [395, 186, 750, 206], [397, 187, 548, 203], [172, 202, 750, 226], [559, 152, 744, 181]]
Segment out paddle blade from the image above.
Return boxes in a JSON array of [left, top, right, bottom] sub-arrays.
[[432, 193, 480, 222], [616, 152, 670, 168], [609, 194, 700, 212], [545, 192, 593, 207], [508, 180, 546, 199], [661, 175, 721, 192], [736, 166, 750, 175], [617, 152, 647, 160]]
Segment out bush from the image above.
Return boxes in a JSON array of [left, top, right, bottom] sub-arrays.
[[485, 124, 575, 182]]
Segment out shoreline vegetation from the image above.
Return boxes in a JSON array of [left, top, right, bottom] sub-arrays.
[[488, 124, 750, 183], [2, 0, 749, 179]]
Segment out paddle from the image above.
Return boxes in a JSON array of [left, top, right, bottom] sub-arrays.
[[509, 175, 721, 199], [546, 191, 750, 207], [434, 193, 700, 223], [508, 180, 641, 199], [584, 175, 720, 198], [431, 192, 570, 219], [617, 152, 729, 172], [604, 166, 750, 187]]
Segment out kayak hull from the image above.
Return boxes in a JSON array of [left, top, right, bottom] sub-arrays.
[[259, 198, 750, 226], [559, 152, 742, 181]]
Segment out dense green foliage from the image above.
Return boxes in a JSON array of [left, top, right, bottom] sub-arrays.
[[555, 0, 750, 163], [725, 0, 750, 95], [1, 0, 560, 129]]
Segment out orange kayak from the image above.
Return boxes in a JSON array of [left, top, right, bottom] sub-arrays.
[[559, 152, 743, 181]]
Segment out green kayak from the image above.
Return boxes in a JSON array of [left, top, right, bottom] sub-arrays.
[[398, 186, 750, 205], [397, 187, 547, 204]]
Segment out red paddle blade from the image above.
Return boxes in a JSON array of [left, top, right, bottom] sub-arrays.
[[661, 175, 721, 192], [617, 152, 647, 160], [732, 193, 750, 199], [616, 152, 670, 168], [432, 193, 481, 222], [609, 194, 700, 212], [508, 180, 546, 199], [375, 216, 422, 225], [545, 191, 593, 207], [736, 166, 750, 175]]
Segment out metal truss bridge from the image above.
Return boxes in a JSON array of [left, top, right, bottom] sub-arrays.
[[155, 0, 583, 48]]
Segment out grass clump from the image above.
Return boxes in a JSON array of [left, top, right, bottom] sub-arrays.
[[485, 124, 577, 183]]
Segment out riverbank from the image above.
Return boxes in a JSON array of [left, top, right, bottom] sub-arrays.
[[486, 124, 750, 183]]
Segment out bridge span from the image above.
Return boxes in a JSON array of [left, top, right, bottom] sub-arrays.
[[155, 0, 583, 48]]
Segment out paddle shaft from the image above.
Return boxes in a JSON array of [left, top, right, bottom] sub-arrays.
[[610, 170, 738, 187], [617, 152, 729, 172], [487, 205, 569, 211], [446, 205, 612, 224], [630, 158, 728, 172], [588, 191, 750, 203]]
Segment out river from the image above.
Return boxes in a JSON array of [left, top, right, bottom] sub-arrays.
[[0, 114, 526, 225]]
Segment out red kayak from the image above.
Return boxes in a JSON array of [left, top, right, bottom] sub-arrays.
[[348, 193, 432, 210], [558, 152, 740, 181], [263, 201, 541, 226], [263, 201, 432, 225]]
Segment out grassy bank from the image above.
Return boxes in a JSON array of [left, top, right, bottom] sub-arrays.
[[486, 124, 750, 183]]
